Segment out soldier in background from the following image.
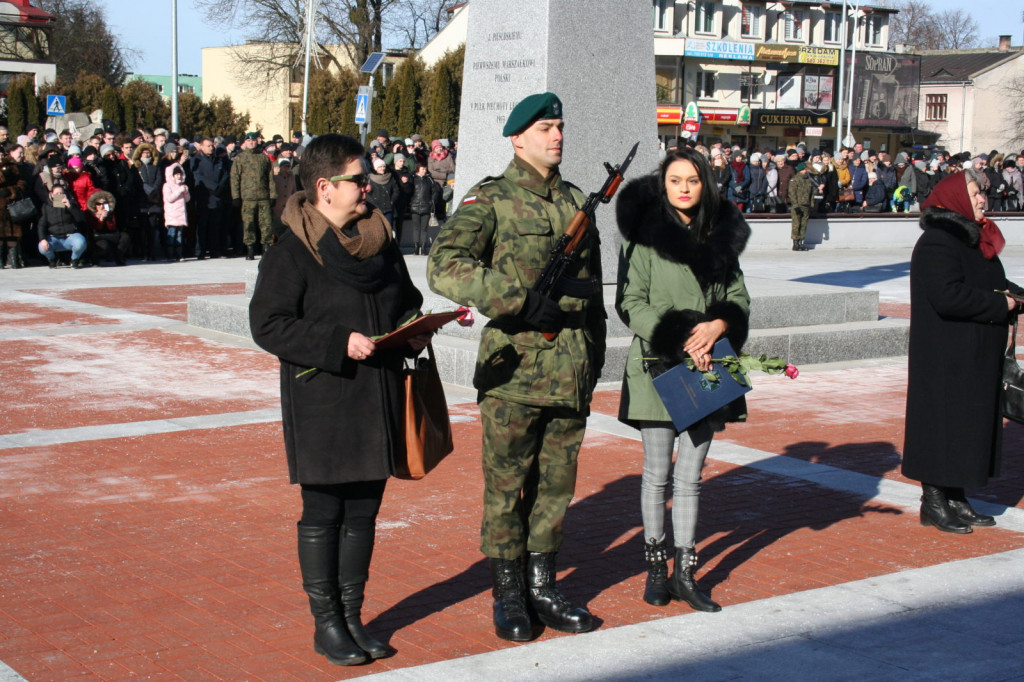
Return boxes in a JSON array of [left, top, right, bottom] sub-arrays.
[[230, 132, 277, 260], [788, 162, 815, 251], [427, 92, 606, 642]]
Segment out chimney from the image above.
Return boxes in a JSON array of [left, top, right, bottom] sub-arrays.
[[998, 35, 1012, 51]]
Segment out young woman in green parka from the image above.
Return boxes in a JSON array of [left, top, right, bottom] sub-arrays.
[[615, 147, 751, 611]]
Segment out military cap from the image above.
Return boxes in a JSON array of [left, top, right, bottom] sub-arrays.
[[502, 92, 563, 137], [244, 132, 260, 141], [795, 162, 807, 171]]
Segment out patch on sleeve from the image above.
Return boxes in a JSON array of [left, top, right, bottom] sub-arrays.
[[461, 195, 477, 205]]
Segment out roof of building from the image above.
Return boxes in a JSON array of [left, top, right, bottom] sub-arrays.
[[918, 48, 1024, 83], [771, 1, 897, 14]]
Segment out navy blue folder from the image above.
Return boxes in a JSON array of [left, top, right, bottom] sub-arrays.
[[651, 338, 752, 432]]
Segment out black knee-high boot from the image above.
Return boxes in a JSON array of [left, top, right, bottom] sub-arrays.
[[296, 524, 367, 666], [338, 524, 395, 659]]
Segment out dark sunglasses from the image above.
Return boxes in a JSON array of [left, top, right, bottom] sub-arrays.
[[328, 173, 370, 187]]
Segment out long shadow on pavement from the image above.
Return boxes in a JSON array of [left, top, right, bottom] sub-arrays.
[[792, 261, 910, 288]]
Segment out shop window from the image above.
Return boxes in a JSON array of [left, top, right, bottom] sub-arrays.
[[784, 10, 804, 42], [823, 12, 841, 44], [656, 56, 681, 104], [695, 1, 716, 35], [925, 94, 947, 121], [864, 15, 883, 47], [741, 4, 762, 39], [740, 72, 761, 103], [697, 71, 716, 100]]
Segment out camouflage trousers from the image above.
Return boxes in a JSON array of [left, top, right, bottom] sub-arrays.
[[241, 200, 273, 246], [478, 395, 587, 560], [790, 206, 809, 240]]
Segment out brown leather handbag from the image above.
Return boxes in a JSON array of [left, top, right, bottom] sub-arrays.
[[396, 344, 453, 479]]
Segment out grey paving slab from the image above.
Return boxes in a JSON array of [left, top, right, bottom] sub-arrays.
[[361, 549, 1024, 682]]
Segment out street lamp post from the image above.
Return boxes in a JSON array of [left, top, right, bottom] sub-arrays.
[[835, 0, 848, 151], [171, 0, 179, 133]]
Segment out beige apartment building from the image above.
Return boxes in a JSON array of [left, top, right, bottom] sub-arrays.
[[917, 39, 1024, 156], [201, 42, 404, 137]]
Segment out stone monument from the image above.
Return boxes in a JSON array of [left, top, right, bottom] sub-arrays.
[[453, 0, 659, 279]]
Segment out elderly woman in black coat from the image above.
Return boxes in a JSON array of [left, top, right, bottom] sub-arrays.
[[903, 170, 1023, 534], [249, 134, 430, 666]]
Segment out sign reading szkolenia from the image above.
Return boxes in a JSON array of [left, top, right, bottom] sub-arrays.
[[751, 110, 835, 128], [754, 44, 839, 66], [684, 38, 754, 61]]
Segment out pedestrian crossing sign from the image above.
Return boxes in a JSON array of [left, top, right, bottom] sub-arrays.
[[46, 95, 66, 116], [355, 94, 368, 124]]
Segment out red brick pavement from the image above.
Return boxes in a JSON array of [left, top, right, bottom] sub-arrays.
[[2, 283, 1024, 680], [23, 284, 246, 322]]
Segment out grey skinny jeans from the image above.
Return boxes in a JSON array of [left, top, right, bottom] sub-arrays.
[[639, 420, 713, 549]]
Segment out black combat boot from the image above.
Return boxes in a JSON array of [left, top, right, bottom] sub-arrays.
[[920, 484, 972, 534], [525, 552, 594, 633], [798, 239, 809, 251], [945, 488, 995, 527], [338, 525, 395, 659], [489, 557, 532, 641], [246, 245, 255, 260], [667, 547, 721, 612], [296, 524, 368, 666], [792, 239, 801, 251], [643, 539, 671, 606]]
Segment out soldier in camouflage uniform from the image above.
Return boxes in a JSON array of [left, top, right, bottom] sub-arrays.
[[427, 92, 606, 642], [230, 132, 277, 260], [788, 162, 815, 252]]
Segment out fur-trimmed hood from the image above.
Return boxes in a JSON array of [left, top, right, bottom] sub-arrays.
[[919, 206, 980, 248], [616, 173, 750, 285], [131, 143, 159, 168]]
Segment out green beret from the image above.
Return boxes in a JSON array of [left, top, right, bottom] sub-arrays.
[[244, 132, 260, 141], [502, 92, 563, 137], [795, 162, 807, 171]]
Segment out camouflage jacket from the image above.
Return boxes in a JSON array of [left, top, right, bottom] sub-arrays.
[[427, 156, 606, 410], [230, 148, 277, 201], [788, 172, 815, 208]]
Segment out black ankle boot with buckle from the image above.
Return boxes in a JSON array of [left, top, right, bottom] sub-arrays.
[[643, 539, 670, 606]]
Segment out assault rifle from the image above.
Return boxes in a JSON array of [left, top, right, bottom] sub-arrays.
[[534, 141, 639, 340]]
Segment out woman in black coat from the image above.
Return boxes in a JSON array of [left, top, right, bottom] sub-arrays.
[[249, 134, 430, 666], [903, 170, 1023, 534]]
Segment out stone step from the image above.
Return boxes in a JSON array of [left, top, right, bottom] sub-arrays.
[[187, 294, 253, 339]]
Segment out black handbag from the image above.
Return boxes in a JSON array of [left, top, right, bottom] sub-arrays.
[[1002, 314, 1024, 424], [7, 197, 37, 223]]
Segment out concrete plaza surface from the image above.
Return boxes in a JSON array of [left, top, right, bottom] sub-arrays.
[[1, 247, 1024, 681]]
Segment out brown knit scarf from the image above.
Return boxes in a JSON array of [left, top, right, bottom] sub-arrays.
[[282, 192, 390, 265]]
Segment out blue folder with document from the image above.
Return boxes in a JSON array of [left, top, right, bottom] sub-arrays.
[[651, 338, 752, 432]]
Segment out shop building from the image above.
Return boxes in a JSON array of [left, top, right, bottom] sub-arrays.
[[653, 0, 913, 153]]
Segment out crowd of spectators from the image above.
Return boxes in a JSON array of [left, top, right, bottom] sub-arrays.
[[0, 122, 457, 270], [661, 137, 1024, 217]]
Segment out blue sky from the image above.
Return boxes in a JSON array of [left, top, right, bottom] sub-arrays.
[[103, 0, 1024, 77]]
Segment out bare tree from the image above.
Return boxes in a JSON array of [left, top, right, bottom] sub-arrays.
[[386, 0, 453, 49], [1003, 75, 1024, 149], [937, 9, 980, 49], [882, 1, 980, 50], [885, 0, 939, 50], [195, 0, 417, 83]]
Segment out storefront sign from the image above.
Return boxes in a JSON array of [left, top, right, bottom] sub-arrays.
[[751, 110, 835, 127], [846, 51, 921, 128], [685, 38, 755, 61], [805, 126, 824, 136], [701, 107, 739, 123], [682, 119, 700, 133], [755, 44, 839, 66], [657, 106, 682, 124]]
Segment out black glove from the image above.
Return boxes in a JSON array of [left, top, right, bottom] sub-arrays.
[[520, 290, 564, 331], [233, 198, 242, 208]]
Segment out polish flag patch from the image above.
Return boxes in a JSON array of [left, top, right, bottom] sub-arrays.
[[461, 195, 477, 205]]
